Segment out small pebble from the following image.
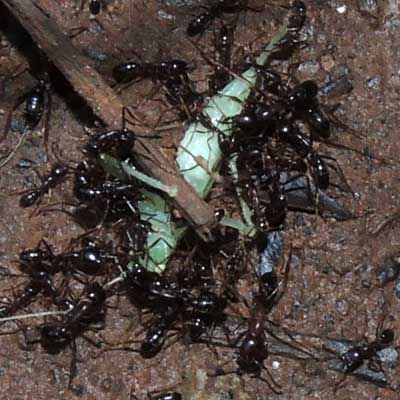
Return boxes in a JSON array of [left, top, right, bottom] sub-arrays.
[[378, 346, 399, 365], [272, 361, 280, 369], [336, 5, 347, 14], [367, 76, 382, 89], [337, 65, 351, 76], [10, 116, 26, 133], [85, 48, 108, 62], [16, 158, 33, 169], [321, 54, 335, 72], [158, 10, 175, 20], [298, 61, 320, 76], [335, 299, 349, 315], [319, 76, 353, 97]]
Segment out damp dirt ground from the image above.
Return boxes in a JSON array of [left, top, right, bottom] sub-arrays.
[[0, 1, 400, 399]]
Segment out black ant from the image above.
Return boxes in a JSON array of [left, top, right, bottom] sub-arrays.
[[102, 300, 181, 359], [210, 296, 283, 394], [287, 0, 306, 39], [19, 162, 68, 208], [276, 121, 349, 193], [0, 75, 52, 167], [140, 305, 180, 358], [271, 0, 307, 59], [0, 271, 58, 320], [19, 239, 56, 273], [162, 75, 203, 120], [73, 159, 139, 208], [60, 237, 121, 276], [287, 80, 331, 139], [83, 106, 144, 160], [187, 0, 260, 37], [339, 329, 394, 374], [125, 264, 181, 310], [209, 24, 235, 93], [38, 282, 107, 384], [208, 245, 299, 394], [113, 59, 190, 85], [83, 126, 136, 160], [184, 290, 227, 343]]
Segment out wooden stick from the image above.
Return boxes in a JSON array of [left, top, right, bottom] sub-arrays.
[[0, 0, 216, 240]]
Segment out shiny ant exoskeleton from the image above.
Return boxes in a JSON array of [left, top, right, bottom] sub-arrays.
[[73, 158, 141, 222], [287, 80, 331, 139], [19, 162, 68, 208], [125, 264, 181, 309], [184, 290, 227, 342], [340, 329, 394, 374], [113, 59, 190, 85], [83, 107, 141, 160], [140, 305, 180, 358], [209, 24, 235, 93], [0, 76, 52, 167], [210, 296, 282, 394], [148, 393, 181, 400], [84, 127, 135, 160], [163, 74, 203, 115], [38, 282, 107, 384], [0, 271, 58, 320], [271, 0, 307, 59], [209, 246, 293, 394], [60, 237, 121, 276]]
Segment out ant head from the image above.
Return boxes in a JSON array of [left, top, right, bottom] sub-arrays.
[[379, 329, 394, 346], [51, 162, 69, 177], [292, 0, 306, 15]]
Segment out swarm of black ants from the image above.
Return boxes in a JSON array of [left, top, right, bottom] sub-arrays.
[[0, 1, 397, 398]]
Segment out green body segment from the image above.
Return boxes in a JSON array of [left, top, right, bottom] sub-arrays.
[[103, 26, 289, 273], [176, 68, 257, 198], [136, 190, 185, 273]]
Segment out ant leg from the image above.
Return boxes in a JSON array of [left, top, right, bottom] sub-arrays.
[[257, 368, 282, 395], [68, 26, 89, 38], [273, 246, 292, 305], [333, 375, 348, 394], [321, 155, 353, 195], [114, 79, 142, 94], [208, 365, 238, 378], [323, 103, 364, 139], [37, 238, 55, 257], [81, 333, 103, 348], [265, 321, 317, 359], [68, 339, 79, 389], [122, 106, 153, 134]]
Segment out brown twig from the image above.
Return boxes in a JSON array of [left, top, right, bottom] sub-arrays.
[[0, 0, 216, 240]]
